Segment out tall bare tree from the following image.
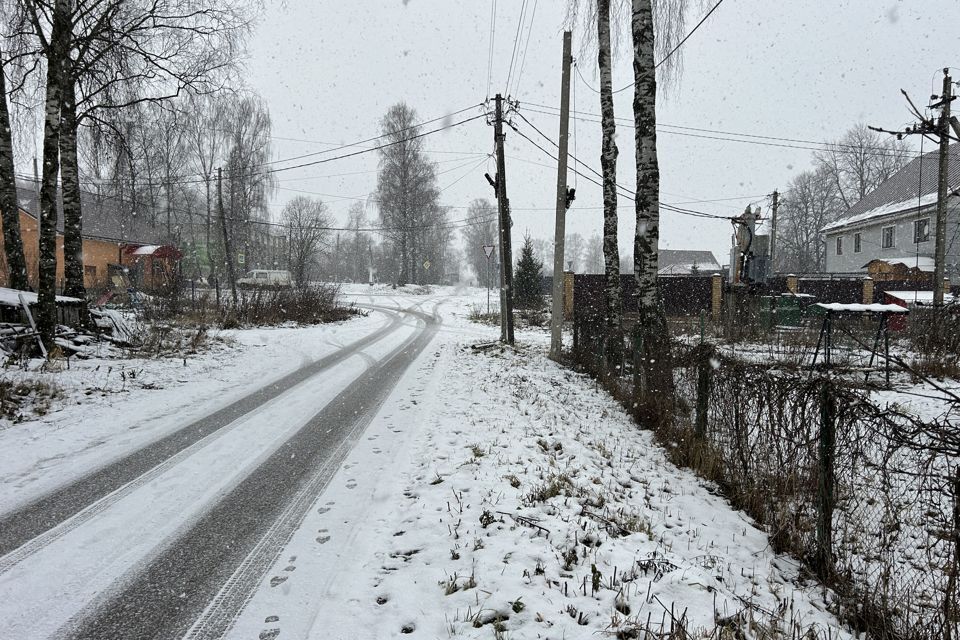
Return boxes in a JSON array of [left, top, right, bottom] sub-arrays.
[[461, 199, 499, 287], [283, 195, 331, 289], [776, 166, 843, 273], [814, 123, 912, 210], [17, 0, 253, 347], [376, 103, 443, 285]]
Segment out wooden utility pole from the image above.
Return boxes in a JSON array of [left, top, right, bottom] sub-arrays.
[[769, 189, 779, 270], [217, 167, 238, 301], [549, 31, 573, 360], [934, 70, 953, 306], [493, 93, 515, 344]]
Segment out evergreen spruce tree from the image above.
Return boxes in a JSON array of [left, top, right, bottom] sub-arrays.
[[514, 234, 544, 310]]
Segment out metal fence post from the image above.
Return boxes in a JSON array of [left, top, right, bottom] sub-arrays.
[[945, 467, 960, 640], [817, 378, 836, 579]]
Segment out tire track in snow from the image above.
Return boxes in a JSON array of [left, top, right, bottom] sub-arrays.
[[0, 306, 406, 567], [59, 302, 442, 640]]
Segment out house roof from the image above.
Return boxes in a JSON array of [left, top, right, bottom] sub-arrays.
[[657, 249, 720, 275], [822, 143, 960, 232], [16, 183, 165, 245], [862, 256, 936, 272]]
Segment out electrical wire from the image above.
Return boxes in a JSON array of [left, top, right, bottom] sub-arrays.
[[511, 0, 539, 99], [486, 0, 498, 99], [521, 102, 924, 160], [504, 0, 528, 96], [507, 117, 731, 220], [46, 112, 489, 190], [572, 0, 726, 95], [613, 0, 726, 94], [256, 104, 484, 168]]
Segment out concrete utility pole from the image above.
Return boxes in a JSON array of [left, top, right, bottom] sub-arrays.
[[549, 31, 573, 361], [217, 167, 238, 301], [493, 94, 515, 344], [769, 189, 779, 270], [934, 70, 953, 306]]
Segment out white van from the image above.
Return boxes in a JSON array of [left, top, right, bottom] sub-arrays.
[[237, 269, 294, 289]]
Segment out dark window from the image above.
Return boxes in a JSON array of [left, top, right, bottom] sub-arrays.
[[914, 218, 930, 243], [854, 233, 862, 253], [882, 226, 895, 249], [836, 236, 843, 255]]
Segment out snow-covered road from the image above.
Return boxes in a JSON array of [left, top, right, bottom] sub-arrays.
[[0, 294, 443, 639], [0, 286, 853, 639]]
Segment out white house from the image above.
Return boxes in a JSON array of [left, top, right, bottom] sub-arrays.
[[822, 144, 960, 278]]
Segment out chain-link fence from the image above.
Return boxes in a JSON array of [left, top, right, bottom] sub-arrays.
[[572, 322, 960, 639], [671, 349, 959, 640]]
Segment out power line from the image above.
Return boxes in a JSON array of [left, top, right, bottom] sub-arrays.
[[521, 102, 923, 160], [256, 104, 484, 169], [504, 0, 528, 95], [614, 0, 726, 94], [511, 0, 539, 98], [508, 116, 731, 220], [47, 112, 489, 190], [486, 0, 498, 99]]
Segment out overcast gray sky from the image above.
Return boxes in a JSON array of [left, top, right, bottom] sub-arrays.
[[245, 0, 959, 267]]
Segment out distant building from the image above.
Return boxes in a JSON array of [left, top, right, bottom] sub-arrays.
[[0, 187, 180, 291], [657, 249, 721, 275], [822, 143, 960, 278]]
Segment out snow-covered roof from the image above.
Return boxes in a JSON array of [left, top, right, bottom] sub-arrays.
[[862, 256, 936, 272], [131, 245, 162, 256], [815, 302, 908, 313], [657, 249, 720, 275], [821, 143, 960, 233], [0, 287, 83, 307], [884, 290, 957, 304]]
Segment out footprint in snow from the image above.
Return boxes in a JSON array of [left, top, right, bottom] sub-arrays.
[[269, 576, 288, 588], [346, 479, 357, 489], [259, 629, 279, 640]]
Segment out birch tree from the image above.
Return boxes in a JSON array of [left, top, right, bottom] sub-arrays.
[[33, 0, 71, 349], [0, 45, 27, 290], [597, 0, 623, 369], [376, 103, 443, 285], [630, 0, 697, 419], [568, 0, 625, 371]]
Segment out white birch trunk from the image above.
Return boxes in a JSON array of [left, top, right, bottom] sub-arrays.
[[631, 0, 674, 414], [598, 0, 623, 371]]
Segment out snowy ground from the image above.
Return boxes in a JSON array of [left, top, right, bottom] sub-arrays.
[[0, 308, 389, 513], [0, 285, 854, 639], [223, 286, 851, 640]]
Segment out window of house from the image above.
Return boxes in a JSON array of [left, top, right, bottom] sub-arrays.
[[914, 218, 930, 243], [836, 236, 843, 255], [84, 265, 97, 279], [882, 226, 895, 249], [854, 232, 862, 253]]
